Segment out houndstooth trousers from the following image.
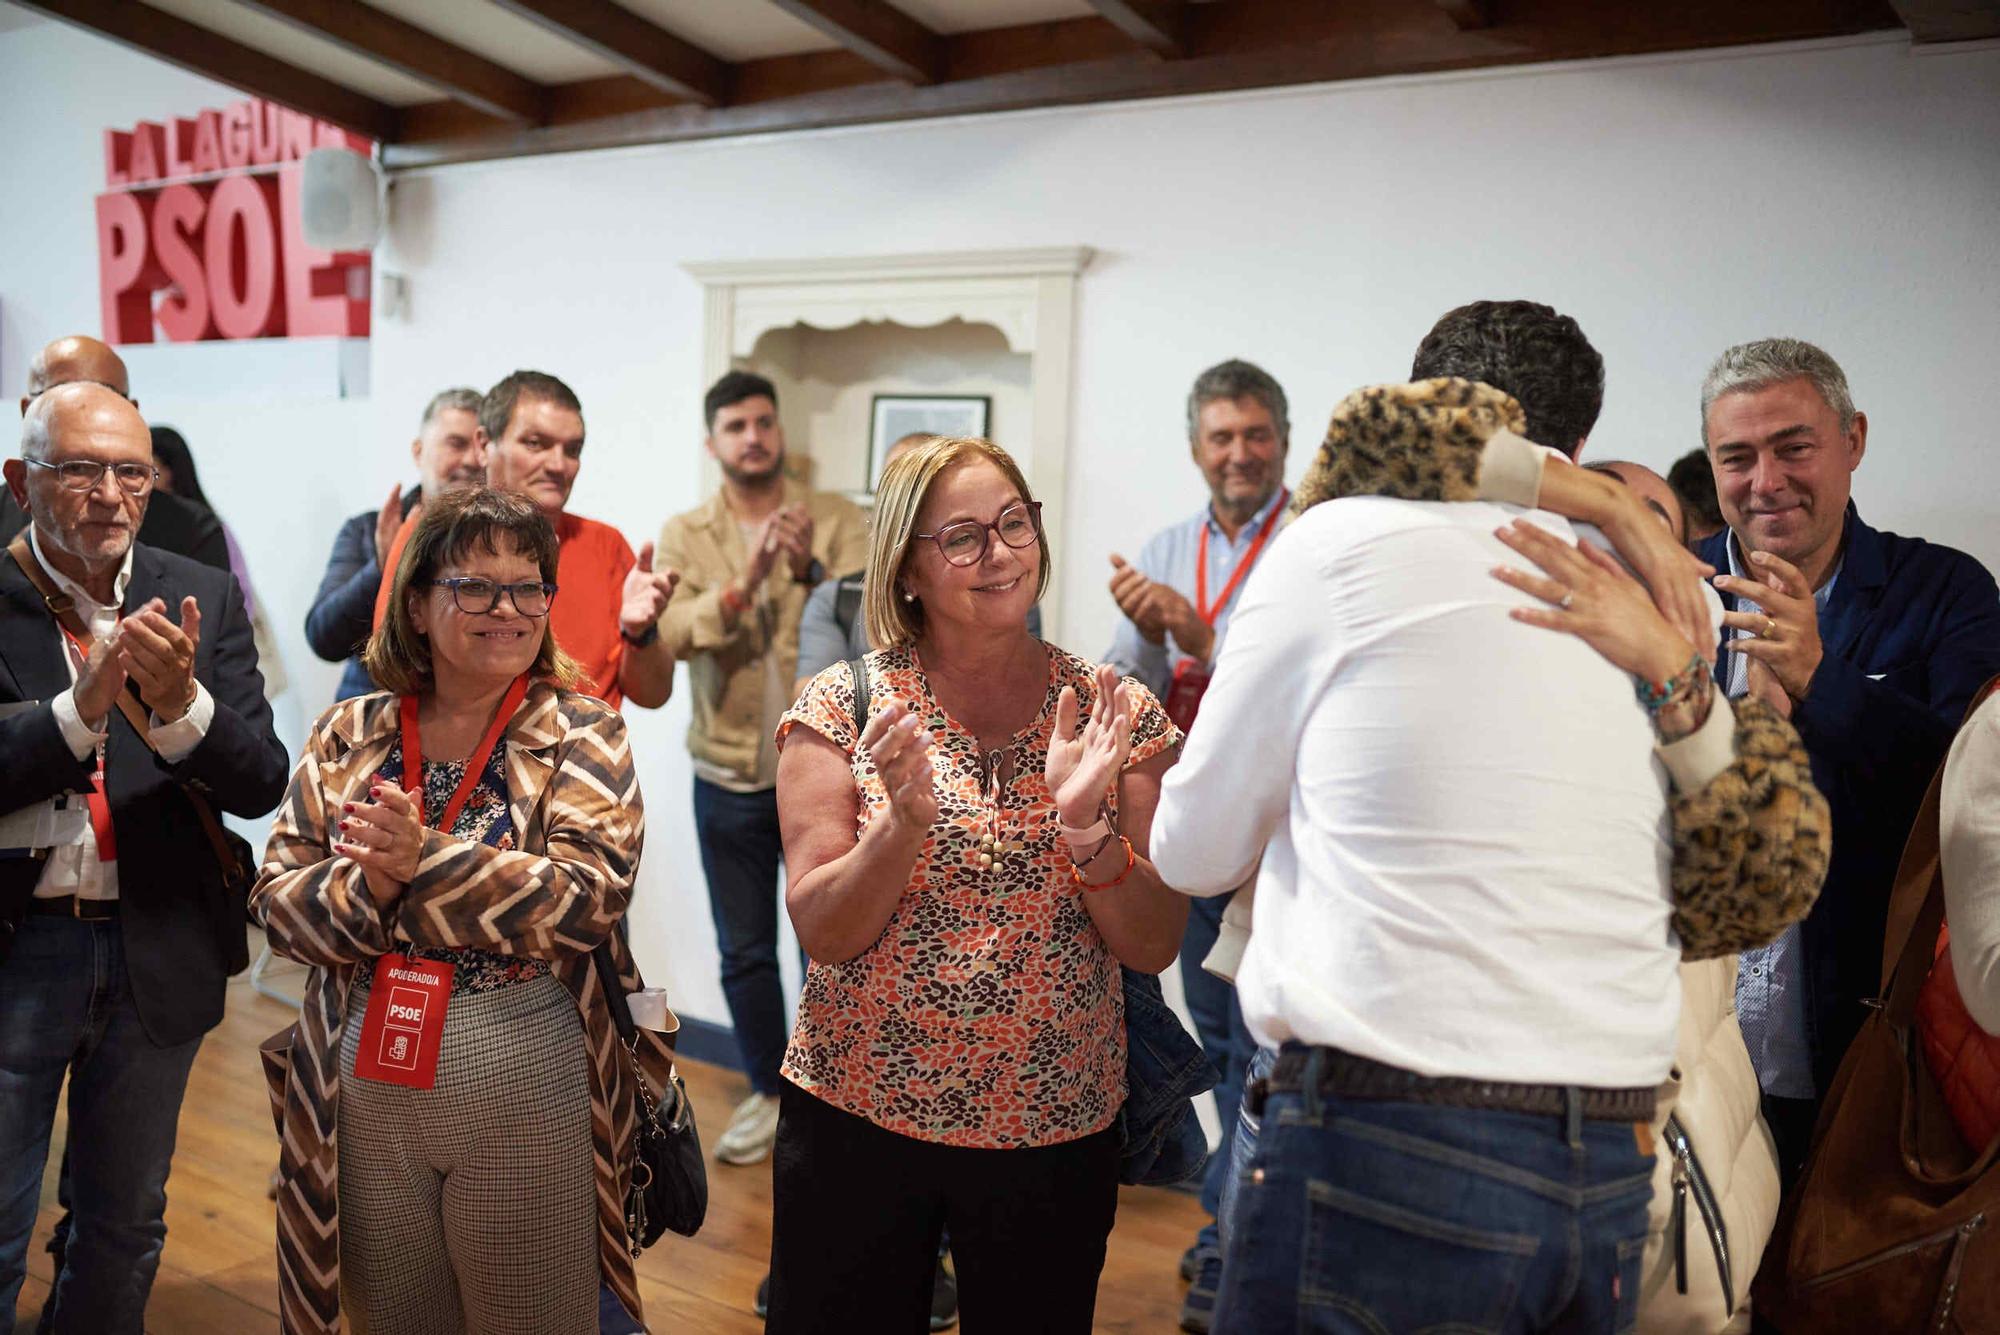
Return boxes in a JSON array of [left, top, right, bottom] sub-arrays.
[[338, 972, 599, 1335]]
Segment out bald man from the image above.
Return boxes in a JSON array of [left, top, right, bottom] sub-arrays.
[[0, 383, 286, 1331], [3, 336, 229, 573], [1590, 460, 1687, 545]]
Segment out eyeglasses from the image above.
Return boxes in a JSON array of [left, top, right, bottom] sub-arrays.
[[25, 458, 157, 495], [914, 501, 1043, 568], [428, 578, 558, 617]]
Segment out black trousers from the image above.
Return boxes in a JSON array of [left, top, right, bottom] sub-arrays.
[[765, 1080, 1119, 1335]]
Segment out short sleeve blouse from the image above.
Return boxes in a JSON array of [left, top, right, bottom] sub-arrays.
[[775, 643, 1181, 1149]]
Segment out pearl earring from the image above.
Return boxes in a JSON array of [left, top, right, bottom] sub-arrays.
[[902, 589, 916, 603]]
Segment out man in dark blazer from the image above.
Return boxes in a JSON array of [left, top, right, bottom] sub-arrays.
[[303, 386, 484, 701], [2, 336, 229, 574], [1697, 337, 2000, 1182], [0, 383, 288, 1332]]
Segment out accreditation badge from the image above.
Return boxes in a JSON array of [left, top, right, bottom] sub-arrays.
[[351, 951, 454, 1089]]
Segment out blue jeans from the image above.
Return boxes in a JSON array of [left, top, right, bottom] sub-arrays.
[[0, 917, 201, 1335], [1216, 1050, 1655, 1335], [1217, 1044, 1276, 1252], [692, 779, 788, 1095], [1180, 893, 1254, 1251]]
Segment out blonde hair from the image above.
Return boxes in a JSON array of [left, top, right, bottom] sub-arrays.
[[864, 437, 1049, 650], [364, 487, 582, 696]]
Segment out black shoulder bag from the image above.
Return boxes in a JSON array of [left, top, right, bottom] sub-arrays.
[[589, 929, 708, 1246]]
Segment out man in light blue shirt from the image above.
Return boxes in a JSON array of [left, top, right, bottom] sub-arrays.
[[1103, 358, 1289, 1334]]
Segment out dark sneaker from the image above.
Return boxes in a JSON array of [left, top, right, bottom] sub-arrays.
[[1179, 1249, 1223, 1333], [1178, 1242, 1205, 1282], [930, 1257, 958, 1331], [755, 1273, 770, 1320]]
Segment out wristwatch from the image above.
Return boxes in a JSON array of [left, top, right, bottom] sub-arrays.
[[620, 622, 660, 648]]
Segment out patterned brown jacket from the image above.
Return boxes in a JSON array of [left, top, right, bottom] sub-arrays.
[[250, 682, 670, 1333]]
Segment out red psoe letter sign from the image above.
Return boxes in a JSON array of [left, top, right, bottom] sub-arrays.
[[97, 99, 375, 344], [205, 175, 285, 340], [152, 183, 212, 342], [278, 166, 370, 338], [95, 192, 160, 345]]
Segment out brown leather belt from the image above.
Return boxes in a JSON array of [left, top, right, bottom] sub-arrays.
[[29, 896, 119, 921], [1253, 1045, 1656, 1122]]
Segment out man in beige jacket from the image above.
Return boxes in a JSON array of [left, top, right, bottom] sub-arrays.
[[658, 371, 868, 1165]]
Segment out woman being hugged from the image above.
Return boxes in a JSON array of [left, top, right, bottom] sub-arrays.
[[769, 437, 1188, 1334], [252, 487, 660, 1335]]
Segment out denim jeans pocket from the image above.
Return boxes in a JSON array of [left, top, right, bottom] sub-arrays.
[[1300, 1176, 1539, 1334]]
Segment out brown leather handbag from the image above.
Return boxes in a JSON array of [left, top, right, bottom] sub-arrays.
[[1751, 683, 2000, 1333]]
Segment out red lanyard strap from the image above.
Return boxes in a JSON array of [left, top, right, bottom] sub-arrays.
[[1194, 488, 1288, 627], [58, 626, 119, 863], [399, 675, 530, 834]]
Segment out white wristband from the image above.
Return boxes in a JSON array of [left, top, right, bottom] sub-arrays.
[[1061, 817, 1110, 849]]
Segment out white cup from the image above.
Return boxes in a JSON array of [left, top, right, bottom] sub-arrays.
[[626, 987, 679, 1035]]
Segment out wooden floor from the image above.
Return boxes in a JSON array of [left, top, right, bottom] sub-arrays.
[[12, 950, 1207, 1333]]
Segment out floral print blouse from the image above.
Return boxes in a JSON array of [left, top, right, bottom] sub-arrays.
[[368, 738, 551, 995], [775, 643, 1181, 1149]]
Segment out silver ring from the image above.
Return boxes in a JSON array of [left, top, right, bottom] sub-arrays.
[[1559, 592, 1575, 610]]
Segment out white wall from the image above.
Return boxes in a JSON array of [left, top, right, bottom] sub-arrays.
[[4, 19, 1998, 1035]]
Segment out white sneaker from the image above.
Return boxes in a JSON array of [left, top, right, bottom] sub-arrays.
[[714, 1091, 781, 1165]]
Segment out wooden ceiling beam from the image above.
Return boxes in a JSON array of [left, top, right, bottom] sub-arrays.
[[490, 0, 730, 106], [1437, 0, 1494, 29], [1887, 0, 2000, 40], [389, 0, 1906, 169], [763, 0, 943, 84], [1084, 0, 1187, 57], [229, 0, 547, 125], [16, 0, 399, 141]]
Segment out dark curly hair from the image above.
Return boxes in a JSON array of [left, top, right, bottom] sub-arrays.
[[1410, 300, 1604, 458]]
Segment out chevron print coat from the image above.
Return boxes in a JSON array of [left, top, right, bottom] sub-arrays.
[[250, 683, 671, 1333]]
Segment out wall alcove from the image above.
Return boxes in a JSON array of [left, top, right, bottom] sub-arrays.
[[682, 247, 1092, 636]]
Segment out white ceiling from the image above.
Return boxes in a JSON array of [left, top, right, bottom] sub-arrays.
[[144, 0, 444, 104]]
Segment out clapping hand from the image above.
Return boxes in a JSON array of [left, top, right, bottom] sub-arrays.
[[118, 596, 202, 723], [862, 700, 937, 833], [1714, 550, 1823, 705], [1046, 663, 1135, 826], [620, 541, 680, 638], [374, 483, 412, 569], [336, 783, 426, 908]]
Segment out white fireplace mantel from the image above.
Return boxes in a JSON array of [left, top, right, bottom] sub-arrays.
[[681, 246, 1094, 636]]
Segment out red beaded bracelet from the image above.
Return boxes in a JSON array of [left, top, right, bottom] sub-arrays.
[[1072, 835, 1136, 891]]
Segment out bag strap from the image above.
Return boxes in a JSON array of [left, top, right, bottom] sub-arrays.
[[590, 923, 641, 1046], [848, 654, 869, 740], [1879, 673, 2000, 1001], [1876, 674, 2000, 1185], [5, 533, 243, 878]]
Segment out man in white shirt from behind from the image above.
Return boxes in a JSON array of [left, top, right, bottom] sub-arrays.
[[1153, 377, 1793, 1334]]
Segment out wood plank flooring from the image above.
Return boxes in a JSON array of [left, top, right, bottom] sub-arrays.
[[12, 950, 1207, 1333]]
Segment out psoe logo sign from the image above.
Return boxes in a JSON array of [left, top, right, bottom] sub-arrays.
[[385, 986, 428, 1031], [95, 99, 375, 345]]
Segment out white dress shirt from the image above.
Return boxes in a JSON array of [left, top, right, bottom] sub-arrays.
[[29, 529, 212, 900], [1942, 689, 2000, 1034], [1152, 496, 1733, 1089]]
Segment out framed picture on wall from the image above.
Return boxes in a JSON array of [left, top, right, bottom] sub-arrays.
[[869, 394, 991, 490]]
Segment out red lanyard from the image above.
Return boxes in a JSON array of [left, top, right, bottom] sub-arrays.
[[399, 675, 530, 833], [58, 626, 118, 862], [1194, 488, 1287, 626]]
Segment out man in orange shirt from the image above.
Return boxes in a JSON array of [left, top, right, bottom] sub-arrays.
[[374, 371, 677, 709]]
